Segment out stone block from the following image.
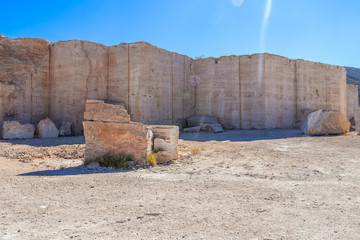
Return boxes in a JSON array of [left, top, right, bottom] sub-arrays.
[[83, 121, 149, 165], [201, 124, 224, 133], [301, 109, 350, 135], [2, 121, 35, 139], [183, 126, 201, 133], [154, 138, 176, 154], [187, 115, 219, 127], [154, 151, 175, 164], [36, 118, 59, 138], [59, 121, 72, 136], [83, 100, 130, 122]]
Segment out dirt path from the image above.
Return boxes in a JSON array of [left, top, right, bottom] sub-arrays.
[[1, 130, 359, 240]]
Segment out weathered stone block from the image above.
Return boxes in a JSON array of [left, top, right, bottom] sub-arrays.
[[201, 124, 224, 133], [36, 118, 59, 138], [187, 115, 219, 127], [1, 121, 35, 139], [301, 109, 350, 135], [83, 121, 149, 165], [154, 151, 174, 164], [154, 138, 176, 154], [59, 121, 72, 136], [146, 125, 179, 160], [83, 100, 130, 122], [183, 126, 201, 133]]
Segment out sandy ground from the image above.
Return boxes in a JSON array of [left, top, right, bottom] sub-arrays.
[[0, 130, 360, 240]]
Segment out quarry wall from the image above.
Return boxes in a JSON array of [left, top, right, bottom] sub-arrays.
[[0, 36, 351, 134]]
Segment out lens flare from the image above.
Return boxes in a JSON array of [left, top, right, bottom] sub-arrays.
[[258, 0, 273, 82], [231, 0, 244, 7]]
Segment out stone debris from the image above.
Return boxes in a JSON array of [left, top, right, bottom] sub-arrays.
[[187, 115, 219, 127], [59, 121, 72, 136], [186, 116, 224, 133], [201, 124, 224, 133], [87, 161, 100, 169], [183, 126, 201, 133], [1, 121, 35, 139], [301, 109, 350, 135]]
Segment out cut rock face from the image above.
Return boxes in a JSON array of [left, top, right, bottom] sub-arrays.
[[301, 109, 350, 135], [37, 118, 59, 138], [2, 121, 35, 139]]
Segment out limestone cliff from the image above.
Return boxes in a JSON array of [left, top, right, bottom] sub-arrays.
[[0, 36, 350, 134]]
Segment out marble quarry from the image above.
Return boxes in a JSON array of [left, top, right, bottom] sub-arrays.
[[0, 35, 358, 135]]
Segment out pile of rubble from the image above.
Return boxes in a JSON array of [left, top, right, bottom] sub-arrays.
[[183, 115, 224, 133], [1, 119, 72, 139]]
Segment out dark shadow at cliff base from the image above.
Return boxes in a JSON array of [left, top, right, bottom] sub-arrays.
[[18, 165, 135, 176], [1, 136, 85, 147], [180, 129, 303, 142]]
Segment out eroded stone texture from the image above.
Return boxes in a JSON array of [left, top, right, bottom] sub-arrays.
[[2, 121, 35, 139], [83, 100, 151, 165], [301, 110, 350, 135], [187, 115, 219, 127], [146, 125, 179, 162], [346, 84, 359, 125], [0, 37, 50, 125], [36, 118, 59, 138], [0, 36, 349, 132]]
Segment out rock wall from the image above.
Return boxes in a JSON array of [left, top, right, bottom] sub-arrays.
[[0, 36, 348, 133], [346, 84, 359, 122], [0, 36, 50, 126], [194, 54, 347, 129]]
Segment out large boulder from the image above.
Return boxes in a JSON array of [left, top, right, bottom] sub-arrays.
[[36, 118, 59, 138], [301, 110, 350, 135], [83, 100, 151, 165], [1, 121, 35, 139], [59, 121, 72, 136]]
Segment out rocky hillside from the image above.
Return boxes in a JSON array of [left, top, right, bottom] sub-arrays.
[[345, 67, 360, 103]]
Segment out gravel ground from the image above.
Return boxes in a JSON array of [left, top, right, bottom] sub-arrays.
[[0, 130, 359, 240]]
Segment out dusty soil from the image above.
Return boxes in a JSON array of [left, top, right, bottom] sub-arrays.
[[0, 130, 359, 240]]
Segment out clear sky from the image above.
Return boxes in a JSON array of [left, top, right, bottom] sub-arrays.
[[1, 0, 359, 68]]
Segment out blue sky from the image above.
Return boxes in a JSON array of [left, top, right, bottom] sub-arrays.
[[1, 0, 359, 67]]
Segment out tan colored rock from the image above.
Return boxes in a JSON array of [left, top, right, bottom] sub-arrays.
[[201, 124, 224, 133], [83, 100, 151, 165], [183, 126, 201, 133], [37, 118, 59, 138], [0, 37, 50, 125], [59, 121, 72, 136], [83, 100, 130, 122], [154, 138, 176, 154], [2, 121, 35, 139], [301, 110, 350, 135], [154, 151, 174, 164]]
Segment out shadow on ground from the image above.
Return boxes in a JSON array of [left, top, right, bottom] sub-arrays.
[[180, 129, 303, 142], [18, 166, 133, 176], [0, 136, 85, 147]]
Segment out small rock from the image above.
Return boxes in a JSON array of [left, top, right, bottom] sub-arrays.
[[201, 124, 224, 133], [183, 126, 201, 133], [87, 161, 100, 169]]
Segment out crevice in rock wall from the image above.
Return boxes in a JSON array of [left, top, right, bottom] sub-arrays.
[[171, 53, 174, 125], [127, 43, 131, 114], [238, 56, 242, 128]]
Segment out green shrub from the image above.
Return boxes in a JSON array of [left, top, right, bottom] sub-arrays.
[[95, 154, 133, 169], [147, 151, 157, 166]]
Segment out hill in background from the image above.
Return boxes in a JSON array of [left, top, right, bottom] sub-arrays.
[[345, 67, 360, 104]]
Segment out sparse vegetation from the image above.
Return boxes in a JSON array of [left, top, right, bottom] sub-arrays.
[[84, 154, 133, 169], [147, 151, 157, 166], [190, 148, 201, 155]]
